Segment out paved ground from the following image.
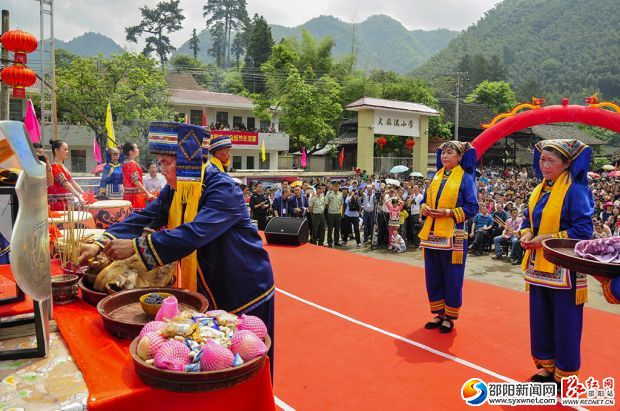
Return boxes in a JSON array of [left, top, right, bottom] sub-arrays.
[[335, 240, 620, 315]]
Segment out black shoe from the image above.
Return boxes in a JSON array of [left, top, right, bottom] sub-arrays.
[[530, 372, 555, 383], [511, 259, 520, 265], [492, 255, 502, 260], [424, 316, 443, 329], [439, 319, 454, 333], [334, 243, 342, 247]]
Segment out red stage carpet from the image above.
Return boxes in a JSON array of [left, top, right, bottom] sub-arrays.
[[267, 240, 620, 410]]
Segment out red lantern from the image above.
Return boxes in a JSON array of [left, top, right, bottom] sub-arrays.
[[1, 65, 37, 98], [376, 136, 387, 150], [1, 29, 38, 64], [405, 138, 415, 151]]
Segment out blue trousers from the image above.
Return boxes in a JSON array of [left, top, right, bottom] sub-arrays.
[[424, 247, 467, 320], [529, 274, 583, 381]]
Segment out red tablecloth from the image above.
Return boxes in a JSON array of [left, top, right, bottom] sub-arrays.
[[54, 299, 276, 411], [0, 260, 63, 317]]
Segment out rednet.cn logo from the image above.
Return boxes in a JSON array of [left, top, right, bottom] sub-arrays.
[[561, 376, 615, 407]]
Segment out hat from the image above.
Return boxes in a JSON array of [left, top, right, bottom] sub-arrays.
[[147, 121, 209, 292], [604, 201, 614, 207], [148, 121, 210, 162], [209, 134, 232, 153], [290, 180, 302, 188], [534, 139, 590, 184]]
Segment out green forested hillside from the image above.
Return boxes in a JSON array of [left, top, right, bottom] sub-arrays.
[[177, 15, 459, 73], [415, 0, 620, 102]]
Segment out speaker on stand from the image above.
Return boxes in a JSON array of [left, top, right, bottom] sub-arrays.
[[264, 217, 309, 246]]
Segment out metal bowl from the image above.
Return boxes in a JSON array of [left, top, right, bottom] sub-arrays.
[[52, 274, 79, 304]]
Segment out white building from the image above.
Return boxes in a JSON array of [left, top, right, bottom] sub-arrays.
[[166, 73, 289, 171]]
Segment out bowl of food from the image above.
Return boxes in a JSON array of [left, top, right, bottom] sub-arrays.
[[52, 274, 79, 304], [139, 292, 173, 316]]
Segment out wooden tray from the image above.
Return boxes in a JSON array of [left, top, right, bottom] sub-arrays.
[[78, 277, 108, 307], [129, 335, 270, 392], [97, 288, 209, 339], [542, 238, 620, 278]]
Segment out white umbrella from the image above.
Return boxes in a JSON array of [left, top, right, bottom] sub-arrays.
[[390, 165, 409, 174], [602, 165, 615, 171], [409, 171, 424, 178], [385, 178, 401, 187]]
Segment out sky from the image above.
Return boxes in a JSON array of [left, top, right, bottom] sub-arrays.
[[4, 0, 500, 49]]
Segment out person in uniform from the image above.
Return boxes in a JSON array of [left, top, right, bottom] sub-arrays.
[[520, 139, 594, 384], [79, 123, 275, 371], [419, 141, 478, 333], [249, 182, 270, 230], [98, 147, 124, 199]]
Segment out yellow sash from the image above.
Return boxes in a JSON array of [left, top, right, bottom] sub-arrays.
[[165, 161, 213, 292], [419, 165, 464, 240], [521, 171, 571, 273]]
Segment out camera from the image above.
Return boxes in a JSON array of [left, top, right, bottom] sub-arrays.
[[38, 155, 46, 162]]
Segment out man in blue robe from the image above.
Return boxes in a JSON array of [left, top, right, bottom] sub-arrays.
[[80, 123, 275, 371]]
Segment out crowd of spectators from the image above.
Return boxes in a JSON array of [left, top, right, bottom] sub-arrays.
[[243, 165, 620, 261], [208, 122, 276, 134]]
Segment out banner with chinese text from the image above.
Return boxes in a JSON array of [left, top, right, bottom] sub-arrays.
[[373, 110, 420, 137], [211, 130, 259, 145]]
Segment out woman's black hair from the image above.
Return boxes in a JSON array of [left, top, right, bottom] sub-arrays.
[[32, 142, 43, 149], [49, 139, 66, 155], [542, 146, 570, 163], [122, 142, 136, 155]]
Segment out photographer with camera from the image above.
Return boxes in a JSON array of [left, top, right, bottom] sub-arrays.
[[249, 182, 270, 230], [343, 188, 362, 247]]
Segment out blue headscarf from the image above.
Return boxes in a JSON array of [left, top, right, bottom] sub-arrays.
[[436, 141, 477, 177], [533, 139, 590, 185]]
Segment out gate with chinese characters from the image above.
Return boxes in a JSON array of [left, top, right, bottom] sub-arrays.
[[345, 97, 439, 176]]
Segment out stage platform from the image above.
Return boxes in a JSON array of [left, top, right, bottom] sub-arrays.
[[267, 240, 620, 410]]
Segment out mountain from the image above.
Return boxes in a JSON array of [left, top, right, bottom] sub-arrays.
[[56, 32, 123, 57], [176, 15, 459, 73], [414, 0, 620, 101]]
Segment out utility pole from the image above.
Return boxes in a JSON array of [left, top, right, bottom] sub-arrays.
[[447, 72, 466, 141], [0, 10, 9, 121]]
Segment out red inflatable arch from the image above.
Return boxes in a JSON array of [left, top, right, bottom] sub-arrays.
[[471, 104, 620, 160]]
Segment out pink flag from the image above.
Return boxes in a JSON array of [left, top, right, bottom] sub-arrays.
[[24, 99, 41, 143], [93, 138, 102, 163], [300, 148, 307, 168]]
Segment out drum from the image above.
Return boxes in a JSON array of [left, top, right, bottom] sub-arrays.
[[88, 200, 133, 229], [48, 210, 96, 230]]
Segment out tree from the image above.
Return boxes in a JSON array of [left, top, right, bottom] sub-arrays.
[[245, 14, 273, 68], [203, 0, 249, 68], [517, 77, 544, 102], [126, 0, 185, 67], [231, 33, 245, 69], [243, 14, 273, 92], [55, 48, 75, 70], [278, 68, 342, 154], [189, 28, 200, 59], [208, 22, 227, 67], [55, 52, 174, 155], [465, 80, 517, 114]]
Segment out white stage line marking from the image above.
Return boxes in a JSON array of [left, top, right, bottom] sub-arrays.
[[274, 395, 295, 411], [276, 287, 588, 411]]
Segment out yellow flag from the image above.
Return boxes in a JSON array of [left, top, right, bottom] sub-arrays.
[[261, 139, 266, 162], [105, 102, 116, 148]]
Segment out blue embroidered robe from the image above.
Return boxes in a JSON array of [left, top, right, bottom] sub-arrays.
[[100, 161, 275, 313]]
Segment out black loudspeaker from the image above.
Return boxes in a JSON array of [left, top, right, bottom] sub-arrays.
[[264, 217, 309, 246]]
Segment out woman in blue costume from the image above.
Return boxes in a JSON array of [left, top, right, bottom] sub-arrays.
[[98, 147, 123, 199], [519, 139, 593, 383], [79, 123, 275, 372], [419, 141, 478, 333]]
